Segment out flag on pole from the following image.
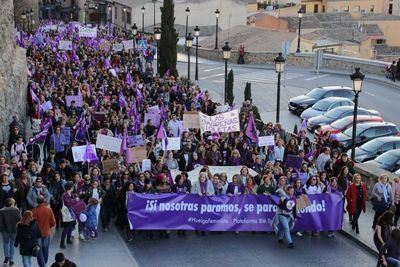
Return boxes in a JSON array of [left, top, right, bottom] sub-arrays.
[[300, 119, 307, 131], [82, 142, 98, 163], [156, 121, 168, 146], [245, 113, 258, 143], [118, 91, 128, 108], [30, 89, 40, 105], [120, 129, 128, 154], [28, 128, 49, 144]]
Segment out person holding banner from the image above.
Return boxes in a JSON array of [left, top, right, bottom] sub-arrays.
[[272, 186, 297, 249], [226, 175, 245, 196], [191, 172, 215, 196]]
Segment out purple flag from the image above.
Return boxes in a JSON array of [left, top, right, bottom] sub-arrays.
[[120, 129, 128, 154], [29, 128, 49, 144], [82, 143, 98, 163], [156, 121, 168, 146], [30, 89, 40, 105], [286, 154, 304, 169], [126, 72, 133, 86], [300, 119, 307, 131], [306, 150, 317, 161], [118, 91, 128, 108], [128, 101, 137, 117], [74, 116, 87, 142], [136, 88, 143, 106], [162, 69, 171, 79], [245, 114, 258, 143], [40, 117, 52, 131]]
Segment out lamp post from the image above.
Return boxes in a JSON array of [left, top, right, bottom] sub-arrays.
[[185, 33, 194, 81], [296, 8, 303, 53], [108, 4, 112, 35], [132, 23, 138, 51], [123, 6, 127, 31], [141, 6, 145, 33], [350, 67, 365, 160], [152, 0, 156, 29], [21, 11, 26, 32], [154, 27, 161, 74], [274, 52, 286, 123], [185, 7, 190, 37], [222, 42, 232, 104], [27, 10, 31, 33], [214, 9, 220, 50], [84, 3, 87, 25], [194, 26, 200, 81]]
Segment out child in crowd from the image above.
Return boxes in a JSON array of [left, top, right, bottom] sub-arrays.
[[84, 198, 99, 240]]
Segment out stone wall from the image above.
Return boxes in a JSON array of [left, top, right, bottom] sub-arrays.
[[180, 45, 390, 75], [0, 0, 27, 143]]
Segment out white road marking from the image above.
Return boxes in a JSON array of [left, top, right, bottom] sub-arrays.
[[203, 66, 225, 72], [365, 92, 375, 96], [199, 73, 225, 80], [304, 74, 330, 81]]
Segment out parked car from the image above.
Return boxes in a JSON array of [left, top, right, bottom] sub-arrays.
[[288, 86, 354, 116], [336, 122, 400, 150], [365, 149, 400, 172], [300, 97, 354, 120], [319, 115, 384, 134], [307, 106, 380, 131], [348, 136, 400, 162]]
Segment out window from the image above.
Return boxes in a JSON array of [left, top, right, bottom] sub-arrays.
[[322, 5, 326, 12], [380, 142, 395, 153], [115, 6, 117, 19], [314, 4, 319, 13], [394, 141, 400, 149], [377, 39, 385, 44], [353, 6, 360, 12], [360, 128, 376, 138], [343, 6, 349, 12], [389, 4, 393, 14], [127, 12, 131, 24], [301, 4, 306, 13], [370, 5, 375, 12], [376, 127, 391, 136]]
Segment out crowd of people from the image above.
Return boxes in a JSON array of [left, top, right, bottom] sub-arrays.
[[0, 20, 398, 266]]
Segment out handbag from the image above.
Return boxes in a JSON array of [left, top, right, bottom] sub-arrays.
[[61, 204, 75, 222], [32, 244, 40, 257]]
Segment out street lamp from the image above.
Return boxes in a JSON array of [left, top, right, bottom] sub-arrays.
[[26, 10, 31, 33], [194, 26, 200, 80], [141, 6, 145, 33], [296, 8, 303, 53], [350, 67, 365, 160], [152, 0, 156, 30], [21, 11, 27, 32], [274, 52, 286, 123], [123, 6, 127, 31], [214, 9, 220, 50], [222, 42, 232, 104], [154, 27, 161, 74], [108, 4, 112, 35], [185, 7, 190, 37], [185, 33, 194, 81], [84, 3, 88, 25]]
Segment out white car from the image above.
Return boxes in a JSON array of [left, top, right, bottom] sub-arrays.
[[300, 97, 354, 120]]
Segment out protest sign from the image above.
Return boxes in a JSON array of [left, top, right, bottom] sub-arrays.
[[93, 112, 107, 123], [72, 145, 96, 162], [42, 25, 58, 31], [54, 109, 62, 120], [40, 101, 53, 113], [122, 40, 134, 50], [298, 172, 309, 184], [199, 110, 240, 133], [286, 155, 304, 169], [130, 146, 147, 162], [99, 41, 111, 51], [96, 134, 122, 153], [58, 40, 72, 50], [128, 193, 344, 232], [61, 127, 71, 145], [148, 105, 160, 114], [78, 26, 97, 38], [296, 195, 312, 210], [112, 43, 123, 52], [143, 113, 161, 127], [162, 137, 181, 151], [141, 159, 152, 172], [127, 135, 144, 147], [66, 95, 83, 107], [109, 69, 117, 77], [102, 159, 120, 173], [137, 40, 148, 52], [183, 111, 200, 129], [216, 105, 229, 114], [258, 136, 275, 147]]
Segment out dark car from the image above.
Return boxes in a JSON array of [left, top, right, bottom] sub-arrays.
[[288, 86, 354, 116], [348, 136, 400, 162], [307, 106, 380, 131], [336, 122, 400, 150], [365, 149, 400, 172]]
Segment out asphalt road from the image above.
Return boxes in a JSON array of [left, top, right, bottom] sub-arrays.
[[176, 57, 400, 133]]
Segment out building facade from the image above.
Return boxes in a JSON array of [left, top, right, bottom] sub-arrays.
[[301, 0, 384, 17]]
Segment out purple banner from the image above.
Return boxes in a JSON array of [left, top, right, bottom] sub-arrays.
[[127, 193, 343, 232]]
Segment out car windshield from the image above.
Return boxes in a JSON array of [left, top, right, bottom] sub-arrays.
[[330, 117, 351, 129], [375, 152, 400, 166], [323, 108, 345, 119], [343, 126, 364, 137], [312, 99, 331, 111], [305, 88, 325, 99], [359, 140, 383, 153]]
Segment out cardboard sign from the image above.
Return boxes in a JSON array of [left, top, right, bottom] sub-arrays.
[[102, 159, 120, 174], [55, 109, 62, 120], [141, 159, 152, 172], [72, 145, 96, 162], [99, 41, 111, 51], [296, 195, 312, 210], [78, 26, 98, 38], [131, 146, 147, 162], [122, 39, 134, 50], [183, 111, 200, 129], [258, 135, 275, 147], [66, 95, 83, 107], [148, 105, 160, 114], [61, 127, 71, 145], [96, 134, 122, 153], [59, 40, 72, 50], [40, 101, 53, 112], [42, 25, 58, 31], [199, 110, 240, 133], [109, 69, 117, 77], [127, 135, 144, 147], [112, 43, 124, 52], [143, 113, 161, 127], [162, 137, 181, 151]]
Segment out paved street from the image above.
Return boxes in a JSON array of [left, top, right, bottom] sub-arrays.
[[176, 56, 400, 132]]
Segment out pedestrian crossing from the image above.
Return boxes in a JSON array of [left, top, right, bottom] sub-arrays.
[[202, 71, 307, 84]]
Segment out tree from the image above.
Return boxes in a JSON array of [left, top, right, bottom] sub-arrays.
[[159, 0, 179, 77], [226, 69, 234, 106], [244, 82, 252, 102]]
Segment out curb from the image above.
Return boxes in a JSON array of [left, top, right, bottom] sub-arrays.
[[339, 229, 378, 257]]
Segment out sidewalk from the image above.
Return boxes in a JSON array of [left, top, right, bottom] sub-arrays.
[[340, 202, 378, 257], [0, 223, 138, 267]]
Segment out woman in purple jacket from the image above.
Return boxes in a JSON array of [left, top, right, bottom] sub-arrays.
[[60, 182, 80, 249], [226, 175, 245, 196]]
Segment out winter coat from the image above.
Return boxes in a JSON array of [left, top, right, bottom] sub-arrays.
[[14, 220, 42, 256], [346, 183, 368, 215]]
